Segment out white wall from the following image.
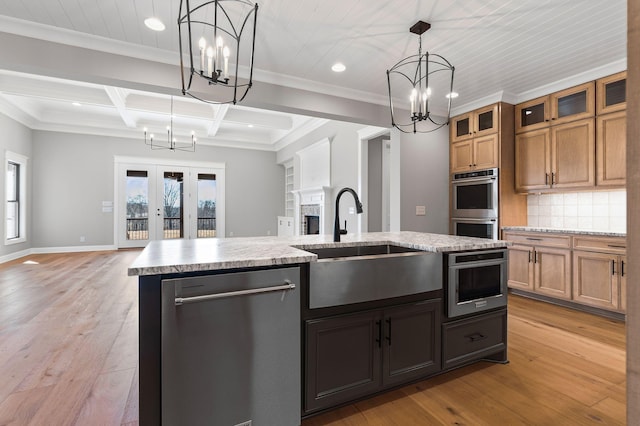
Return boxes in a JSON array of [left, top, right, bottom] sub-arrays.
[[0, 112, 33, 258], [31, 131, 283, 248], [399, 126, 450, 234]]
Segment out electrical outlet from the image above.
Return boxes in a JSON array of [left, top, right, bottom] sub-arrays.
[[234, 421, 252, 426], [80, 236, 86, 242], [229, 231, 234, 237], [266, 230, 271, 236], [415, 206, 426, 216]]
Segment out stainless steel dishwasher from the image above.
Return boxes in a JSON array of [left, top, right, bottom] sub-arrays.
[[161, 266, 301, 426]]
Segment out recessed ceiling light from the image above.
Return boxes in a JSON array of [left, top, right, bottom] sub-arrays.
[[248, 124, 254, 128], [446, 92, 459, 99], [144, 17, 165, 31], [72, 102, 82, 107], [331, 63, 346, 73]]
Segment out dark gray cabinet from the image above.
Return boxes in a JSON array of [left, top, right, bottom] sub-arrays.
[[304, 300, 441, 414], [442, 309, 507, 370]]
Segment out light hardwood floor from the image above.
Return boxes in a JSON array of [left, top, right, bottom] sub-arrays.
[[0, 250, 626, 425]]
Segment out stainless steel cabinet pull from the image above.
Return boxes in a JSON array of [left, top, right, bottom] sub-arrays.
[[175, 281, 295, 305]]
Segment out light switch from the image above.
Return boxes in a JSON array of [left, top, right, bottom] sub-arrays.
[[416, 205, 426, 216]]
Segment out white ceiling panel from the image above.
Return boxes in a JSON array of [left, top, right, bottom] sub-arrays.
[[0, 0, 628, 148]]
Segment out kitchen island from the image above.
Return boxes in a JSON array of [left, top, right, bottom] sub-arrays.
[[129, 231, 510, 425]]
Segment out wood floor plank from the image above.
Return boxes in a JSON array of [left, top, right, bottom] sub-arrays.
[[0, 251, 627, 425], [74, 368, 136, 426]]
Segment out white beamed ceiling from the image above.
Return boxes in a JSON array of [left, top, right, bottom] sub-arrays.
[[0, 0, 628, 149]]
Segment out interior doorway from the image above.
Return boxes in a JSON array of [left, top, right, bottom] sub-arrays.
[[367, 134, 391, 232]]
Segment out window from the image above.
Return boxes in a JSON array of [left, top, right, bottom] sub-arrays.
[[5, 152, 27, 244]]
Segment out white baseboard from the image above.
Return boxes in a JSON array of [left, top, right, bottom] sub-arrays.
[[0, 248, 32, 264], [31, 245, 117, 254], [1, 245, 117, 264]]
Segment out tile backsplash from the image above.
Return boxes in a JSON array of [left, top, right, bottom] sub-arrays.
[[527, 190, 626, 232]]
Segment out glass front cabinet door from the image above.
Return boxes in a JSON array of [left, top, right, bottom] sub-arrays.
[[550, 81, 595, 125], [596, 71, 626, 115]]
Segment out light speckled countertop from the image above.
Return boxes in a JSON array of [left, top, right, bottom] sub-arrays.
[[128, 231, 509, 276], [502, 226, 626, 238]]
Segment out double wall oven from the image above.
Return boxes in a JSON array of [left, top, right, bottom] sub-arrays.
[[451, 168, 499, 240]]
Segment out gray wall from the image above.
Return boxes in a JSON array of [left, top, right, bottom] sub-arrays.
[[31, 131, 283, 248], [0, 113, 33, 257], [399, 126, 450, 234], [367, 136, 384, 232]]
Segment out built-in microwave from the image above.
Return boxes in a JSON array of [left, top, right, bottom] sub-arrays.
[[451, 217, 498, 240], [445, 249, 508, 318], [451, 168, 498, 219]]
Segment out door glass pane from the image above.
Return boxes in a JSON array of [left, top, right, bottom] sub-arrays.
[[477, 110, 493, 132], [455, 183, 493, 210], [557, 91, 587, 117], [456, 117, 470, 137], [197, 173, 217, 238], [457, 264, 502, 302], [163, 172, 184, 239], [605, 79, 626, 106], [455, 222, 494, 239], [521, 103, 545, 126], [126, 170, 149, 241]]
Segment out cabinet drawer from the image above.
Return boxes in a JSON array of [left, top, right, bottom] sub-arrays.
[[572, 236, 626, 254], [503, 232, 571, 248], [442, 310, 506, 370]]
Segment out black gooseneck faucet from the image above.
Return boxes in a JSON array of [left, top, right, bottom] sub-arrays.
[[333, 187, 364, 242]]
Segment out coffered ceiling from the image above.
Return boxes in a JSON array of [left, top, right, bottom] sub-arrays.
[[0, 0, 627, 150]]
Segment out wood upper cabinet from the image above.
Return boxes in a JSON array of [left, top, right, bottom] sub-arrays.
[[515, 118, 594, 192], [515, 82, 595, 133], [450, 133, 498, 173], [597, 110, 626, 187], [551, 118, 595, 189], [515, 128, 551, 191], [596, 71, 626, 115], [450, 104, 499, 143]]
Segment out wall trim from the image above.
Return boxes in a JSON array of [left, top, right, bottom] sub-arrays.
[[0, 248, 32, 264], [0, 245, 118, 264]]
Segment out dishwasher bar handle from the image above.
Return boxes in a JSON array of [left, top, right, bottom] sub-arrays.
[[175, 281, 296, 305]]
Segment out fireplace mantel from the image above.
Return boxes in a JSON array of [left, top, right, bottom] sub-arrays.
[[291, 187, 332, 235]]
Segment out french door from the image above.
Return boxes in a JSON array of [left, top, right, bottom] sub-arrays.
[[116, 160, 225, 248]]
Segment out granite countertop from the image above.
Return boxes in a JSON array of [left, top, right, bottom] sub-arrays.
[[502, 226, 626, 238], [128, 231, 510, 276]]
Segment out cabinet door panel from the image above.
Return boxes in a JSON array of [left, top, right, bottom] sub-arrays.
[[597, 71, 627, 115], [382, 301, 441, 387], [551, 119, 595, 189], [451, 140, 474, 173], [620, 255, 627, 312], [507, 245, 533, 291], [473, 134, 499, 170], [305, 311, 381, 413], [451, 113, 473, 143], [550, 82, 595, 125], [534, 247, 572, 299], [572, 251, 618, 310], [515, 129, 551, 191], [597, 111, 626, 187], [474, 104, 499, 137], [516, 96, 549, 133]]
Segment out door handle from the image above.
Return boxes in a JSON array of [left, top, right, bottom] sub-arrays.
[[528, 251, 532, 263], [621, 260, 625, 277], [551, 172, 556, 185], [375, 320, 382, 348], [611, 260, 616, 276], [545, 173, 549, 185]]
